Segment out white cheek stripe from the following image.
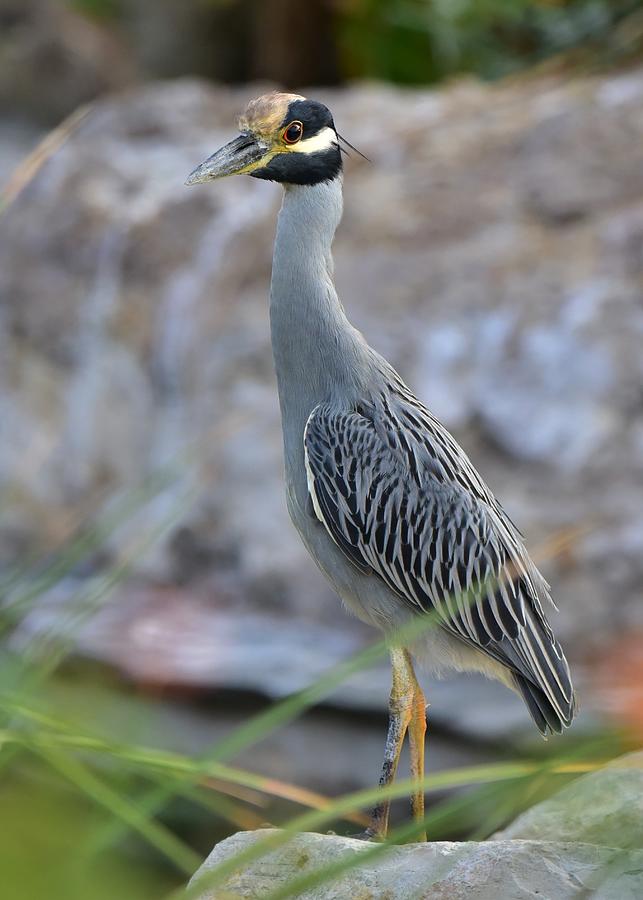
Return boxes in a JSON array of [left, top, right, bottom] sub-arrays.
[[295, 126, 337, 155]]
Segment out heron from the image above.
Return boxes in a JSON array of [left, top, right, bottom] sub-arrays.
[[186, 92, 576, 841]]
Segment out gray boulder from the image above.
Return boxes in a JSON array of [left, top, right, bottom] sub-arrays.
[[495, 750, 643, 849], [191, 754, 643, 898], [191, 831, 642, 900]]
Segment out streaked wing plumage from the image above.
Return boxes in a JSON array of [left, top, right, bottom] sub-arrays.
[[304, 385, 575, 734]]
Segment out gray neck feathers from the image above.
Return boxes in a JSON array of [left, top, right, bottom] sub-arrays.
[[269, 178, 369, 431]]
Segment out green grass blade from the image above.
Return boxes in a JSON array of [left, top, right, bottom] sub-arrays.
[[32, 744, 201, 875]]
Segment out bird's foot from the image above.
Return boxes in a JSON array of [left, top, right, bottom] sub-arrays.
[[348, 827, 386, 842]]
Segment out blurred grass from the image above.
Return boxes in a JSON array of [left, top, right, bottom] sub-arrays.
[[0, 104, 91, 213]]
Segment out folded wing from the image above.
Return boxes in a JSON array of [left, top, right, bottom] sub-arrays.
[[304, 400, 576, 734]]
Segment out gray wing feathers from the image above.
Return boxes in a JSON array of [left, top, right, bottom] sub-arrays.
[[304, 399, 575, 734]]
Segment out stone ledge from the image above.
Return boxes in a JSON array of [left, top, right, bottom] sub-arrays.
[[191, 830, 642, 899], [494, 750, 643, 848], [191, 754, 643, 899]]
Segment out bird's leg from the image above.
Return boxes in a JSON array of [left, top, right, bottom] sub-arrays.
[[405, 649, 427, 841], [362, 647, 416, 841]]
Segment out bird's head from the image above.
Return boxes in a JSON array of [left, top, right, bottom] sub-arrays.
[[186, 92, 344, 187]]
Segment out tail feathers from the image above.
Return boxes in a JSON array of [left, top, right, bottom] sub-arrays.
[[513, 672, 576, 736], [490, 613, 577, 736], [509, 606, 577, 736]]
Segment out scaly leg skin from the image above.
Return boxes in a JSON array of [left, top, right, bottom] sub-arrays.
[[357, 648, 426, 842], [406, 649, 427, 841]]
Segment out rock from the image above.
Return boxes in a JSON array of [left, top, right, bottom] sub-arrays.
[[191, 755, 643, 898], [191, 830, 643, 900], [495, 751, 643, 849]]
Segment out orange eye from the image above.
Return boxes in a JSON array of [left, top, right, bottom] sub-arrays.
[[283, 121, 303, 144]]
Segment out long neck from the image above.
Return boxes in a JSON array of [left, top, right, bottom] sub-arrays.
[[269, 178, 367, 427]]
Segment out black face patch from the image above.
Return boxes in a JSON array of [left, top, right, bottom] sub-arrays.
[[281, 99, 334, 140], [251, 146, 342, 186]]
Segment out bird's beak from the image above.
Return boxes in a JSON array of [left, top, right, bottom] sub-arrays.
[[186, 132, 268, 185]]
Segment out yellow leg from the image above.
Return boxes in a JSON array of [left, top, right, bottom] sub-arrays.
[[406, 650, 427, 841], [363, 648, 426, 841]]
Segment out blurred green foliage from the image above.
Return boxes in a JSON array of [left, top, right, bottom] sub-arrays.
[[69, 0, 122, 20], [338, 0, 643, 83]]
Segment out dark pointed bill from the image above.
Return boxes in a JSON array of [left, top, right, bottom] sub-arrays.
[[186, 133, 267, 185]]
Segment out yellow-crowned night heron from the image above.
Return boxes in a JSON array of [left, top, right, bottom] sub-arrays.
[[187, 92, 576, 841]]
